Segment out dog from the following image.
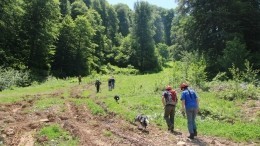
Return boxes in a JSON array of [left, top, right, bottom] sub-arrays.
[[114, 95, 120, 103], [135, 114, 149, 129]]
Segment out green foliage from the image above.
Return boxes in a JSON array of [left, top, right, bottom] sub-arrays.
[[176, 0, 260, 79], [0, 67, 31, 91], [33, 97, 64, 111], [99, 63, 139, 75], [179, 51, 207, 88], [220, 38, 249, 71], [114, 3, 132, 37], [86, 99, 106, 115], [37, 124, 78, 145], [155, 43, 170, 66], [71, 0, 88, 19], [21, 0, 60, 77], [131, 1, 160, 72], [208, 61, 260, 100]]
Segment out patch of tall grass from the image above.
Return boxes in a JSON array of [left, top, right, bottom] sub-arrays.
[[37, 124, 78, 145]]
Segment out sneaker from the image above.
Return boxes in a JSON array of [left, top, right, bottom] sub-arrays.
[[188, 133, 194, 139]]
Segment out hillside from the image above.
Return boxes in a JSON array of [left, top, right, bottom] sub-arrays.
[[0, 69, 259, 146]]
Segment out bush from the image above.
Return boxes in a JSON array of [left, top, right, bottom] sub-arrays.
[[0, 67, 31, 91], [99, 64, 139, 75], [208, 65, 260, 100]]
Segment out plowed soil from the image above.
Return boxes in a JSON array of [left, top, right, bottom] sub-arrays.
[[0, 84, 257, 146]]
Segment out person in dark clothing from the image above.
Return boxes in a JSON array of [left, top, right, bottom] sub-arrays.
[[180, 83, 199, 139], [78, 75, 82, 85], [111, 76, 115, 89], [108, 78, 112, 91], [95, 79, 101, 93]]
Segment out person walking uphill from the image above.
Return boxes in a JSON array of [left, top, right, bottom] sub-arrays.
[[180, 83, 199, 139], [95, 79, 101, 93], [162, 85, 178, 133]]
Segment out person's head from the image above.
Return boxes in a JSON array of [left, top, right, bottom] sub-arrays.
[[180, 83, 188, 90], [166, 85, 172, 91]]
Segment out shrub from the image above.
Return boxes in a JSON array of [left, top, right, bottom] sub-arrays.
[[0, 67, 31, 91]]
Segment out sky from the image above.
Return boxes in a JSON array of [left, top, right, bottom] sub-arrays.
[[106, 0, 178, 10]]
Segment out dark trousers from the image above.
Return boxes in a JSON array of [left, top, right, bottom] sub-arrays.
[[164, 105, 176, 130], [96, 86, 100, 93]]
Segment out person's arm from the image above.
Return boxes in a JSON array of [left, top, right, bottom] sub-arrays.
[[181, 100, 185, 111], [162, 95, 165, 107], [196, 98, 199, 113]]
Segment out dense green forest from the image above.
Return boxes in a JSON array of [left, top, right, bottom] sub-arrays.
[[0, 0, 259, 89]]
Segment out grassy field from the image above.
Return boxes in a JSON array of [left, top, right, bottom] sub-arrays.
[[0, 64, 259, 143]]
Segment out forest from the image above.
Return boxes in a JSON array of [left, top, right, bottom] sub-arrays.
[[1, 0, 259, 87]]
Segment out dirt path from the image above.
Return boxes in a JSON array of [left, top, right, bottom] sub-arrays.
[[0, 84, 257, 146]]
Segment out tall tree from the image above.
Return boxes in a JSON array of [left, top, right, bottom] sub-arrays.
[[0, 0, 25, 68], [130, 1, 159, 72], [114, 4, 132, 37], [52, 15, 76, 77], [60, 0, 71, 17], [21, 0, 60, 77], [92, 0, 119, 46], [163, 9, 175, 45], [86, 9, 106, 72], [74, 15, 95, 75], [71, 0, 88, 19], [176, 0, 260, 78], [152, 7, 165, 44]]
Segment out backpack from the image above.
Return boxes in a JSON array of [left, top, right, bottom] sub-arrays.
[[164, 90, 177, 105]]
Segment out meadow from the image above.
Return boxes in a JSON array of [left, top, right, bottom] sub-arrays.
[[0, 62, 259, 144]]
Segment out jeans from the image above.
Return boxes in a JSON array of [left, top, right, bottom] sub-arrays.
[[164, 105, 176, 130], [186, 108, 197, 134]]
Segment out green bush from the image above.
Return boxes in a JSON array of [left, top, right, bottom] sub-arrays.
[[0, 67, 31, 91]]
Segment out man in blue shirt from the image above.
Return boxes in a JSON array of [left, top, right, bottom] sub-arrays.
[[180, 83, 199, 139]]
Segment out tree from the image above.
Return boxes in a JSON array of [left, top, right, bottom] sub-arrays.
[[130, 1, 159, 72], [74, 15, 95, 75], [152, 9, 165, 44], [0, 0, 25, 68], [219, 37, 249, 71], [92, 0, 119, 46], [71, 0, 88, 19], [176, 0, 260, 78], [114, 4, 132, 37], [163, 9, 175, 45], [60, 0, 71, 17], [21, 0, 60, 78], [52, 15, 76, 77]]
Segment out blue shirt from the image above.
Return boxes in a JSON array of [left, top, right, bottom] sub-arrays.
[[181, 89, 198, 109]]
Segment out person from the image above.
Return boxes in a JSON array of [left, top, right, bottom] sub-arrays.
[[180, 83, 199, 139], [111, 76, 115, 89], [95, 79, 101, 93], [78, 75, 82, 85], [108, 78, 112, 91], [162, 85, 178, 133]]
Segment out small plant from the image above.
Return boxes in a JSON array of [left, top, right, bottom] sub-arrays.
[[103, 130, 113, 137], [37, 124, 78, 145]]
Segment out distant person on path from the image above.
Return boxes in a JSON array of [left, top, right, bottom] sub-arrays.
[[78, 75, 82, 85], [162, 85, 178, 133], [111, 76, 115, 89], [108, 78, 112, 91], [180, 83, 199, 139], [95, 79, 101, 93]]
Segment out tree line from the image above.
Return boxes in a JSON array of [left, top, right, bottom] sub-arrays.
[[0, 0, 259, 81]]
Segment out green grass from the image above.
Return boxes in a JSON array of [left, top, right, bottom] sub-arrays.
[[37, 124, 78, 145], [1, 63, 259, 142], [0, 78, 75, 103], [33, 97, 65, 111]]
